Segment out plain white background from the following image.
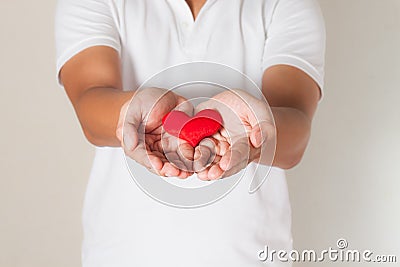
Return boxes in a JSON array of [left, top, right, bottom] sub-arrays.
[[0, 0, 399, 266]]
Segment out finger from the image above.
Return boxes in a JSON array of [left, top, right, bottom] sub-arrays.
[[126, 144, 164, 173], [219, 149, 245, 172], [162, 136, 194, 172], [137, 88, 177, 132], [250, 120, 275, 148], [203, 154, 223, 180], [219, 159, 247, 179], [207, 164, 225, 180], [219, 139, 250, 171], [161, 141, 194, 172], [196, 168, 210, 181], [165, 152, 187, 170], [177, 170, 193, 179], [123, 106, 142, 151], [152, 150, 166, 160], [158, 143, 191, 174], [177, 142, 195, 171], [116, 101, 130, 143], [123, 123, 140, 152], [193, 146, 211, 172], [178, 142, 194, 160], [211, 134, 230, 156], [194, 153, 222, 180], [193, 138, 216, 172], [159, 162, 181, 177], [250, 125, 263, 148], [194, 99, 216, 114]]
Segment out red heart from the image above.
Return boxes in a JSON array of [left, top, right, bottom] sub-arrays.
[[162, 109, 223, 147]]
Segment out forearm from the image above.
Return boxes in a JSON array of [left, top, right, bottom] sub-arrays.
[[72, 87, 134, 147], [260, 107, 311, 169]]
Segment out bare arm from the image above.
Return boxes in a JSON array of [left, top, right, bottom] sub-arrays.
[[59, 46, 132, 147], [262, 65, 321, 169], [192, 65, 321, 179], [59, 46, 193, 177]]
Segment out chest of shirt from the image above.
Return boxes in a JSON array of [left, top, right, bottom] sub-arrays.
[[116, 0, 272, 88]]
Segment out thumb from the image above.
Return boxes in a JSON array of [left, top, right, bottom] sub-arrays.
[[123, 122, 139, 152], [250, 121, 274, 148], [118, 100, 140, 151], [116, 101, 130, 143]]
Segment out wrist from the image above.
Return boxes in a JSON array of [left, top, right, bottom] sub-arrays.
[[76, 87, 134, 147]]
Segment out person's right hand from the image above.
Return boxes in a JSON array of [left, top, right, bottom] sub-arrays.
[[116, 88, 194, 178]]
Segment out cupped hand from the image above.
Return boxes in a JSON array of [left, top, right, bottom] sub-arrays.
[[116, 88, 194, 178], [193, 89, 275, 180]]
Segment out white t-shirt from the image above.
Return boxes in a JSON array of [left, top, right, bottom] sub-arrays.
[[55, 0, 325, 266]]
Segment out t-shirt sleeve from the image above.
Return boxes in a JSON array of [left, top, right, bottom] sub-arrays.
[[55, 0, 121, 85], [262, 0, 326, 97]]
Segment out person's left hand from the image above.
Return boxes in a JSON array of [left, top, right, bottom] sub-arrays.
[[193, 89, 275, 180]]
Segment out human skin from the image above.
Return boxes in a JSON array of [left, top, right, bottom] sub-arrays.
[[117, 87, 196, 178], [60, 44, 320, 179], [60, 0, 320, 179], [186, 0, 207, 20], [193, 66, 321, 179], [193, 89, 276, 180]]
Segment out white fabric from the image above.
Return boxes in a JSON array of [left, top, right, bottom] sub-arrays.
[[55, 0, 325, 266]]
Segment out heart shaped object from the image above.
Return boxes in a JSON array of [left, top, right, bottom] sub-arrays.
[[162, 109, 223, 147]]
